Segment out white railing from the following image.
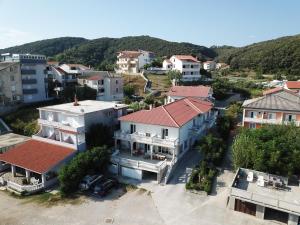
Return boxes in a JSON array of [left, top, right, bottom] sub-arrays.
[[164, 157, 177, 184], [38, 119, 85, 133], [231, 187, 300, 215], [7, 181, 44, 193], [114, 130, 179, 148], [244, 117, 300, 126], [32, 135, 76, 149]]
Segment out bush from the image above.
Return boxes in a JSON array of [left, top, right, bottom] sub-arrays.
[[58, 146, 110, 196], [123, 85, 135, 97]]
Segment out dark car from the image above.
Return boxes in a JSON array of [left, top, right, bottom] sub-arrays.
[[93, 178, 118, 197]]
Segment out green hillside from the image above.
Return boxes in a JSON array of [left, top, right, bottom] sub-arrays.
[[0, 37, 87, 57], [215, 35, 300, 75]]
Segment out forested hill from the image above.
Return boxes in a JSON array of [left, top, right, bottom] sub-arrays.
[[213, 34, 300, 75], [0, 37, 87, 57], [0, 35, 216, 69]]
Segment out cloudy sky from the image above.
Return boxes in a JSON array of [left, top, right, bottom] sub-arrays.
[[1, 0, 300, 49]]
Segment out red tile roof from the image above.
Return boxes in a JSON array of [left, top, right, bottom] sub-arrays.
[[174, 55, 199, 62], [86, 75, 103, 81], [119, 97, 213, 127], [118, 51, 142, 58], [168, 86, 212, 98], [286, 81, 300, 89], [263, 87, 283, 95], [0, 140, 74, 174]]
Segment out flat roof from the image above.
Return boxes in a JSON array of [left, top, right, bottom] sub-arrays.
[[231, 168, 300, 215], [0, 140, 75, 174], [0, 133, 30, 150], [38, 100, 127, 115]]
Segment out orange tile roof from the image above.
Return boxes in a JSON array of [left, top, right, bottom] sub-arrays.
[[263, 87, 283, 95], [174, 55, 199, 62], [0, 140, 75, 174], [286, 81, 300, 89], [119, 97, 213, 127], [168, 86, 211, 98]]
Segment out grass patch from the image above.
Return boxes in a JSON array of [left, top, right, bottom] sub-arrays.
[[147, 74, 171, 94]]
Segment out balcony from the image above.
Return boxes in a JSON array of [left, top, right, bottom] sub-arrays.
[[32, 133, 76, 149], [114, 130, 179, 148], [37, 119, 85, 133], [21, 69, 36, 75], [22, 79, 37, 84], [244, 117, 300, 126], [23, 89, 38, 94]]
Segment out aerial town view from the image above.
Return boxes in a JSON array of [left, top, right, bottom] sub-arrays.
[[1, 0, 300, 225]]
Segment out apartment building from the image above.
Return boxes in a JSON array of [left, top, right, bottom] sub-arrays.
[[32, 100, 127, 151], [166, 85, 213, 104], [116, 50, 155, 74], [242, 88, 300, 128], [203, 61, 216, 71], [1, 53, 48, 103], [112, 97, 217, 183], [162, 55, 201, 81], [78, 71, 124, 101], [0, 62, 23, 105]]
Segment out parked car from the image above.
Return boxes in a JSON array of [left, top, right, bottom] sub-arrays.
[[79, 175, 104, 191], [93, 178, 118, 197]]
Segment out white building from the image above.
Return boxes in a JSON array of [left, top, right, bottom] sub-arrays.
[[167, 85, 214, 104], [203, 61, 216, 71], [78, 71, 124, 101], [112, 97, 217, 183], [32, 100, 127, 151], [116, 50, 155, 74], [163, 55, 201, 82]]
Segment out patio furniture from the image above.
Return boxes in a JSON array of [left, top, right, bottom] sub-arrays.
[[247, 172, 254, 182], [257, 175, 265, 187]]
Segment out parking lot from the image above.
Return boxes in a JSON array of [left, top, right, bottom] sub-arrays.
[[0, 150, 281, 225]]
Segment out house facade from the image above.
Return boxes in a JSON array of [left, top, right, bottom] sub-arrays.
[[116, 50, 155, 74], [166, 85, 213, 104], [163, 55, 201, 82], [78, 71, 124, 101], [32, 100, 127, 151], [0, 62, 23, 105], [242, 88, 300, 128], [112, 97, 217, 183], [203, 61, 216, 71], [1, 53, 49, 103]]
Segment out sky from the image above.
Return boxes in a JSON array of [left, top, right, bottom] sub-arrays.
[[0, 0, 300, 49]]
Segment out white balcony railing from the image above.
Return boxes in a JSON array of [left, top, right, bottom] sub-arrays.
[[38, 119, 85, 133], [114, 131, 179, 148], [244, 117, 300, 126], [32, 135, 77, 149], [7, 181, 44, 194]]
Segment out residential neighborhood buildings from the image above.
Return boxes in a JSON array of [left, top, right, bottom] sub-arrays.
[[116, 50, 155, 74], [112, 97, 216, 182], [203, 61, 216, 71], [166, 85, 214, 104], [242, 88, 300, 128], [0, 53, 49, 103], [78, 71, 124, 101], [229, 168, 300, 225], [162, 55, 201, 81]]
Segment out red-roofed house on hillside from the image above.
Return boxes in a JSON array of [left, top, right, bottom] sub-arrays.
[[116, 50, 155, 74], [162, 55, 201, 82], [167, 85, 214, 103], [284, 81, 300, 91], [111, 97, 217, 183], [0, 140, 75, 194]]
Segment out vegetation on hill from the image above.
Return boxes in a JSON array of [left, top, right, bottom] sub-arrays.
[[0, 37, 87, 57], [215, 35, 300, 76], [232, 125, 300, 177]]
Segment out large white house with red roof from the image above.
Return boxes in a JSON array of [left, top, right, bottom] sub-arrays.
[[166, 85, 214, 104], [163, 55, 202, 82], [112, 97, 217, 183]]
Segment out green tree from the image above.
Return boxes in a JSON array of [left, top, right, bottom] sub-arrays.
[[123, 85, 135, 97], [167, 70, 182, 85]]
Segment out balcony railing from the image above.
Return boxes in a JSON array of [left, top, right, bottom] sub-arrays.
[[114, 130, 178, 148], [22, 79, 37, 84], [21, 69, 36, 75], [32, 135, 76, 149], [37, 119, 85, 133], [23, 89, 38, 94], [7, 181, 44, 194], [244, 117, 300, 126]]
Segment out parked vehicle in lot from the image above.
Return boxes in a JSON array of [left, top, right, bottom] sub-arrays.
[[93, 178, 118, 197], [79, 175, 104, 191]]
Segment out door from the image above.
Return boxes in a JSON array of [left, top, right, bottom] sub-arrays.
[[235, 199, 256, 216], [121, 167, 142, 180], [162, 128, 168, 139]]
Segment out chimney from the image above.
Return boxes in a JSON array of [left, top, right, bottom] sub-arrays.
[[149, 104, 153, 110], [73, 94, 80, 106]]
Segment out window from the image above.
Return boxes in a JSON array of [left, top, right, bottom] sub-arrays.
[[183, 65, 186, 68], [10, 75, 14, 81], [116, 88, 118, 93], [249, 123, 256, 129], [9, 67, 13, 72], [130, 124, 136, 134], [191, 65, 194, 68], [268, 113, 275, 120], [146, 133, 151, 137], [286, 114, 296, 122], [11, 86, 16, 92], [162, 128, 168, 139], [250, 111, 256, 118], [116, 80, 118, 84], [191, 72, 193, 75], [12, 95, 17, 101]]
